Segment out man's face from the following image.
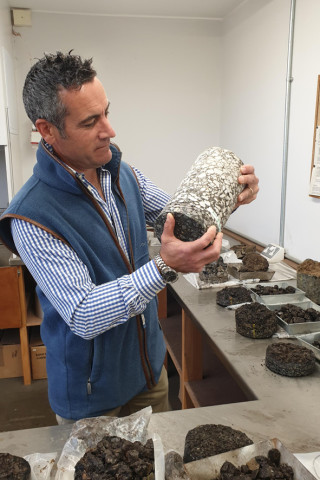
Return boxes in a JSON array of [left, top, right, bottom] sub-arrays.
[[49, 77, 116, 173]]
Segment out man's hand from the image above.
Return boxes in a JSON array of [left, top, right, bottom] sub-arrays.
[[235, 165, 259, 208], [159, 213, 223, 273]]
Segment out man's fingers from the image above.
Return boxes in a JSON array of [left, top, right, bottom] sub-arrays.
[[238, 184, 259, 204], [214, 231, 224, 246], [162, 218, 220, 253], [238, 173, 256, 186], [240, 164, 254, 175], [203, 231, 223, 257], [195, 225, 218, 249], [191, 231, 223, 271], [193, 229, 223, 262]]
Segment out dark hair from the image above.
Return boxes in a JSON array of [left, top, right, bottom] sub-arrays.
[[23, 51, 96, 135]]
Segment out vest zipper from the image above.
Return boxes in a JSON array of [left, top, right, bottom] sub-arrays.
[[87, 342, 94, 395], [140, 313, 156, 388], [114, 178, 156, 390], [136, 314, 155, 390], [87, 378, 92, 395]]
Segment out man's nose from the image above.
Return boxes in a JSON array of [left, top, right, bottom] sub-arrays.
[[99, 117, 116, 138]]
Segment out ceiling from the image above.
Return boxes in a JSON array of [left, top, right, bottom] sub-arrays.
[[7, 0, 247, 20]]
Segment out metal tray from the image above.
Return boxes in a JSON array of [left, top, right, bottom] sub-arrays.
[[246, 282, 306, 305], [227, 266, 275, 281], [296, 332, 320, 361], [184, 438, 317, 480], [267, 300, 320, 335]]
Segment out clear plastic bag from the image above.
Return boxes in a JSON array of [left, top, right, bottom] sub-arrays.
[[23, 452, 57, 480], [55, 406, 164, 480]]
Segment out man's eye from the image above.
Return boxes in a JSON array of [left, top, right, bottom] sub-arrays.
[[83, 120, 96, 128]]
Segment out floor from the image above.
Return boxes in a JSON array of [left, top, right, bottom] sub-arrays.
[[0, 377, 56, 432], [0, 356, 181, 433]]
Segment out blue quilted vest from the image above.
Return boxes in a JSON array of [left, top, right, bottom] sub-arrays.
[[0, 141, 166, 419]]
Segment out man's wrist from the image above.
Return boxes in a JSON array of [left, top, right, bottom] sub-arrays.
[[153, 254, 179, 284]]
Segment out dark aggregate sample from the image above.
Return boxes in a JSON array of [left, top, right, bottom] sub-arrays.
[[235, 303, 278, 338], [155, 212, 206, 243], [251, 285, 296, 296], [216, 286, 253, 307], [297, 258, 320, 276], [215, 449, 294, 480], [275, 303, 320, 324], [199, 257, 228, 284], [183, 424, 253, 464], [240, 254, 269, 272], [230, 244, 256, 259], [297, 259, 320, 304], [265, 342, 316, 377], [0, 453, 31, 480], [74, 435, 154, 480], [154, 147, 244, 243]]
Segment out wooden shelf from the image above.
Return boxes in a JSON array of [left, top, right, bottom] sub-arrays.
[[160, 314, 182, 376], [27, 311, 42, 327], [158, 289, 252, 410], [0, 265, 33, 384], [185, 374, 250, 409]]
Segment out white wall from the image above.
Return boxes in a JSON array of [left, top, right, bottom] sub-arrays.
[[12, 13, 222, 194], [220, 0, 320, 263], [285, 0, 320, 262], [0, 0, 12, 101], [0, 0, 10, 146], [220, 0, 290, 248], [0, 0, 22, 197]]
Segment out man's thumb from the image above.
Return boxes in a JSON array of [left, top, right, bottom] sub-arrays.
[[162, 213, 175, 236]]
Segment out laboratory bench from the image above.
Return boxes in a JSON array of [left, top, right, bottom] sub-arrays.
[[0, 233, 319, 464]]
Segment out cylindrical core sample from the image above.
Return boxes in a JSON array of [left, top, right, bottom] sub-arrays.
[[154, 146, 244, 242]]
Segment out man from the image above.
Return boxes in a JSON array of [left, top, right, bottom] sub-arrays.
[[0, 52, 259, 423]]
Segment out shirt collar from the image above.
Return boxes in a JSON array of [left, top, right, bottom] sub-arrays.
[[43, 142, 122, 183]]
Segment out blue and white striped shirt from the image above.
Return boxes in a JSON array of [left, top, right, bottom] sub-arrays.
[[11, 163, 170, 340]]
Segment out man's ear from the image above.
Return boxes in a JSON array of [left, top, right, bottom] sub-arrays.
[[35, 119, 59, 144]]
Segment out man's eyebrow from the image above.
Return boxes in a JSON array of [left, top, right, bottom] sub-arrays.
[[78, 102, 110, 126]]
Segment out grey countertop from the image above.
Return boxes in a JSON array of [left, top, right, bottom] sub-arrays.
[[0, 397, 318, 458], [169, 273, 320, 406]]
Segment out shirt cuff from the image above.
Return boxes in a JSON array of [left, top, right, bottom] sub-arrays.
[[131, 260, 166, 302]]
